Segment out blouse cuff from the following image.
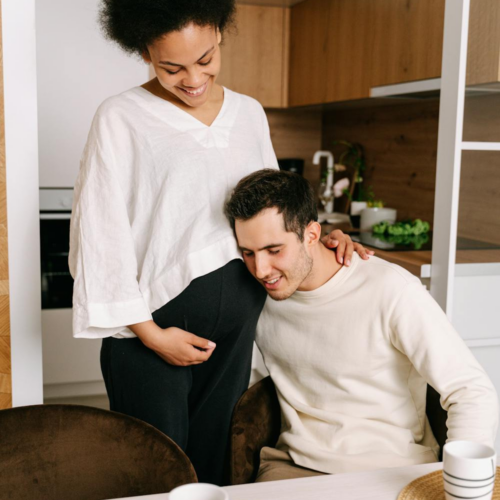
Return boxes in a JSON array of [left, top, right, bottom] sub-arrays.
[[73, 296, 153, 338]]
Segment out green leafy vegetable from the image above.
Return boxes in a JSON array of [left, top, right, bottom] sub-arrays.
[[371, 219, 431, 249]]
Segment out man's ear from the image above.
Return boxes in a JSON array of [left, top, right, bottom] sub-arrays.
[[304, 221, 322, 247]]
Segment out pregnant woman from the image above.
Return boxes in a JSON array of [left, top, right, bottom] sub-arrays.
[[69, 0, 371, 485]]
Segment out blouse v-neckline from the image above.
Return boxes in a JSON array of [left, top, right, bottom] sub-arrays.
[[135, 85, 228, 129]]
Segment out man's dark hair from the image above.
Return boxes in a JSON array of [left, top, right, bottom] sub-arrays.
[[225, 169, 318, 242], [99, 0, 236, 56]]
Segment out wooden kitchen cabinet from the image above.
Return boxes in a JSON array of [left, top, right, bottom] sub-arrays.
[[368, 0, 445, 88], [288, 0, 372, 105], [289, 0, 500, 106], [218, 4, 290, 108], [324, 0, 374, 102], [288, 0, 330, 106], [289, 0, 445, 106], [368, 0, 500, 88], [466, 0, 500, 86]]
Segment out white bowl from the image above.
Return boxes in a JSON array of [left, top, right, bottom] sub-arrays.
[[359, 207, 397, 231]]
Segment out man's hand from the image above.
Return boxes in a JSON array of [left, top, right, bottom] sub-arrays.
[[322, 229, 375, 266], [130, 321, 216, 366]]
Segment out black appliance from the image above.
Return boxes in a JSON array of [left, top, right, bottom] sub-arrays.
[[278, 158, 304, 176], [39, 188, 74, 309]]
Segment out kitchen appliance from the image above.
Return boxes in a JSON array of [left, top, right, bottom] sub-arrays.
[[278, 158, 304, 176], [39, 188, 104, 399], [40, 188, 74, 309]]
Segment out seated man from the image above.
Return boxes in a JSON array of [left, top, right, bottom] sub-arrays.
[[224, 169, 499, 482]]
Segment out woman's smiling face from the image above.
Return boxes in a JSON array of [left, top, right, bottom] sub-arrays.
[[144, 23, 222, 108]]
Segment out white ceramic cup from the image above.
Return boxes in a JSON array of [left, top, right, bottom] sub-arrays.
[[169, 483, 229, 500], [443, 441, 496, 500]]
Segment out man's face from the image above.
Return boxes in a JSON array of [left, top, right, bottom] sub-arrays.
[[235, 208, 313, 301]]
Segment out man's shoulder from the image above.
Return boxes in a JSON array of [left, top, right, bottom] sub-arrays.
[[355, 254, 421, 288]]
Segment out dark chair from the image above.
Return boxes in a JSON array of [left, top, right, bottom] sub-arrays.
[[229, 376, 448, 485], [0, 404, 197, 500]]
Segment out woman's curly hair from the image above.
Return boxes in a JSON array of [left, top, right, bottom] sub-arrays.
[[99, 0, 236, 55]]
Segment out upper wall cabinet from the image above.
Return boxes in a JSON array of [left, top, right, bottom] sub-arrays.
[[466, 0, 500, 86], [289, 0, 376, 105], [289, 0, 500, 107], [289, 0, 445, 106], [218, 4, 290, 108], [368, 0, 445, 88]]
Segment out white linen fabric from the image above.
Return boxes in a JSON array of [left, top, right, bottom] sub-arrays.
[[256, 253, 499, 474], [69, 87, 278, 338]]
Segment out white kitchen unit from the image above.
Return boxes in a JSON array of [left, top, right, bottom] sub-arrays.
[[432, 0, 500, 453], [36, 0, 148, 398]]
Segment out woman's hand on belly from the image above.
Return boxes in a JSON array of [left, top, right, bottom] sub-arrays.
[[129, 320, 216, 366]]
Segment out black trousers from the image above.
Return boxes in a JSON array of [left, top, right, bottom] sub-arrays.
[[100, 259, 266, 485]]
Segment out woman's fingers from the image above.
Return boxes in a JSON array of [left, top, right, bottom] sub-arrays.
[[342, 234, 354, 266], [353, 242, 375, 260], [189, 332, 216, 350], [322, 234, 340, 249], [150, 327, 216, 366], [322, 229, 375, 266]]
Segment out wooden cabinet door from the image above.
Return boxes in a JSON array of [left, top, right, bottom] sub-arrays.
[[289, 0, 445, 105], [218, 4, 289, 108], [325, 0, 374, 102], [467, 0, 500, 86], [288, 0, 330, 106], [369, 0, 445, 88]]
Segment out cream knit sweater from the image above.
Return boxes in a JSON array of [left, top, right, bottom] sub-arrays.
[[256, 254, 498, 474]]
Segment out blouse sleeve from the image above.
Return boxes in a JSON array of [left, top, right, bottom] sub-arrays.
[[69, 107, 152, 338]]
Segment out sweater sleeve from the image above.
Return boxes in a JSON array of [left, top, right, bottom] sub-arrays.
[[69, 109, 152, 338], [389, 281, 499, 448]]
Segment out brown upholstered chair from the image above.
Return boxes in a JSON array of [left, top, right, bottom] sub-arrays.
[[0, 404, 197, 500], [229, 376, 448, 485]]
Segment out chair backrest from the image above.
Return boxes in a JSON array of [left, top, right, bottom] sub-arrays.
[[229, 376, 448, 485], [0, 404, 197, 500]]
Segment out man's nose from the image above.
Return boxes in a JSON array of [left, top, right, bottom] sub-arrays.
[[254, 254, 271, 280]]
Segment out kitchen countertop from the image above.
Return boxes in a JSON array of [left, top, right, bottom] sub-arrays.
[[321, 224, 500, 278]]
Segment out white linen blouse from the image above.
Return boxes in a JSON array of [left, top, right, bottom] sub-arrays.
[[69, 86, 278, 338]]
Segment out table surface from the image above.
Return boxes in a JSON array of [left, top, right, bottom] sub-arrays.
[[111, 462, 443, 500]]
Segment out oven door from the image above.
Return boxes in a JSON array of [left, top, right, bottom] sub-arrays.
[[40, 213, 73, 309]]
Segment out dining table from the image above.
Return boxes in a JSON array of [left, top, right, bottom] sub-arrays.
[[111, 462, 443, 500]]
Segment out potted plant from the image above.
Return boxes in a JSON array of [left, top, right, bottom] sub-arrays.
[[333, 141, 372, 213]]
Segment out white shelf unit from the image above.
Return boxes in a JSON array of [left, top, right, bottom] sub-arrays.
[[431, 0, 500, 453]]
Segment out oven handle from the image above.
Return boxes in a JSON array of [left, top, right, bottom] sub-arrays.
[[40, 213, 72, 220]]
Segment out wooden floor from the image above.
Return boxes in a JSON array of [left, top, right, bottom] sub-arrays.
[[44, 394, 109, 411]]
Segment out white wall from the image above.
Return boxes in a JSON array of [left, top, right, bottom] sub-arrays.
[[2, 0, 44, 406], [37, 0, 149, 188]]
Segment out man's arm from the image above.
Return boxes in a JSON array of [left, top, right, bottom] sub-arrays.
[[389, 281, 499, 447]]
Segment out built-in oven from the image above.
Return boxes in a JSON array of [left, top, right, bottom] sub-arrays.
[[39, 187, 104, 399], [39, 188, 74, 309]]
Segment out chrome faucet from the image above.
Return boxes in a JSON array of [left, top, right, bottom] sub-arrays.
[[313, 150, 334, 213]]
